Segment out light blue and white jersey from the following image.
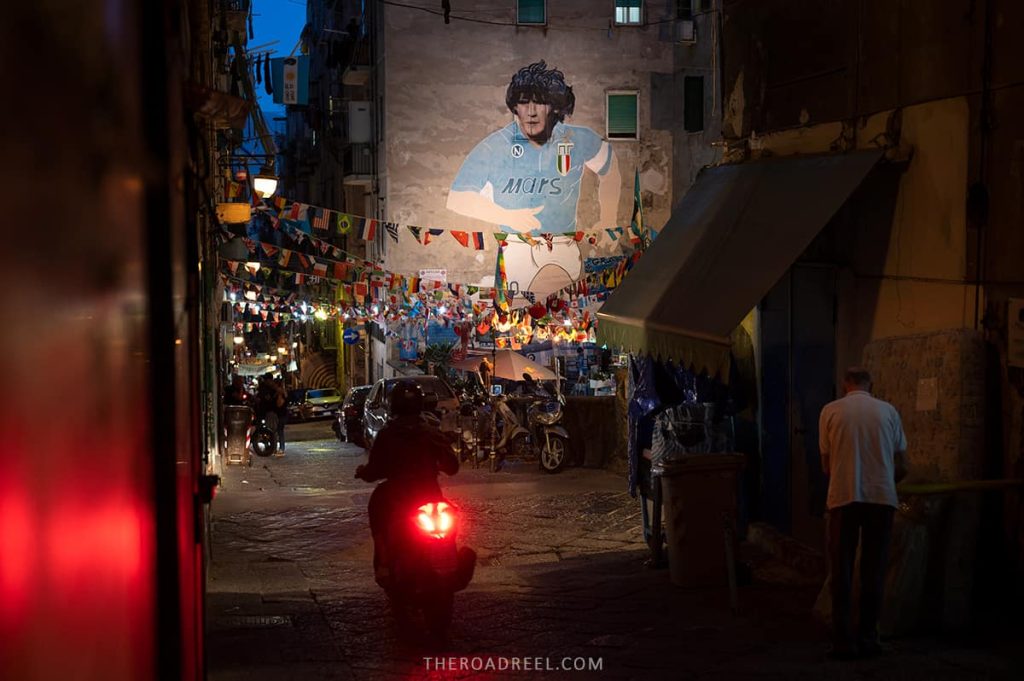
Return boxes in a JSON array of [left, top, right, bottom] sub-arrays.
[[451, 121, 610, 236]]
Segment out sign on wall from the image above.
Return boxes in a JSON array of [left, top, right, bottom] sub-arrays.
[[419, 268, 448, 286], [271, 56, 309, 105]]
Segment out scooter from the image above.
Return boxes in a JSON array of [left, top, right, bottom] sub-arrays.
[[489, 392, 571, 473], [250, 411, 278, 459], [379, 496, 476, 642]]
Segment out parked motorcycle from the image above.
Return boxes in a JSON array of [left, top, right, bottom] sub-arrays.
[[250, 412, 278, 459], [489, 392, 571, 473], [379, 496, 476, 642]]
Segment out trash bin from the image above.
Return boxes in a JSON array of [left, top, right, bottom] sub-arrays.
[[659, 453, 744, 587], [224, 405, 253, 466]]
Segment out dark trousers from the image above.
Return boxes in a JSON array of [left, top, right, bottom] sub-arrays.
[[275, 411, 287, 449], [828, 502, 895, 649]]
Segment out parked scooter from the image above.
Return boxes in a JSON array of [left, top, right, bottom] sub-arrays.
[[250, 412, 278, 459], [489, 388, 571, 473]]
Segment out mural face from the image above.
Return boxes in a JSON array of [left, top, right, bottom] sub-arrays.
[[446, 61, 622, 304]]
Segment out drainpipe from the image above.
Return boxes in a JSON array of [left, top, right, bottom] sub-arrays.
[[971, 0, 993, 330]]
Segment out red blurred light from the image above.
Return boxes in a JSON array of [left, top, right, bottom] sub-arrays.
[[47, 502, 145, 583], [0, 488, 35, 625]]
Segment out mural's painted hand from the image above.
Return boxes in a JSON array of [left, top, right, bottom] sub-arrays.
[[504, 204, 544, 233]]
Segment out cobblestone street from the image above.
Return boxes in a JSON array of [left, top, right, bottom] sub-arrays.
[[207, 425, 1022, 680]]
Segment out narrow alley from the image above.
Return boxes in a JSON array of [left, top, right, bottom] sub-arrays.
[[205, 425, 1020, 680]]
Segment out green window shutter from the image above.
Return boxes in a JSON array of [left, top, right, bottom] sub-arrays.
[[518, 0, 546, 24], [607, 93, 638, 139], [615, 0, 643, 24]]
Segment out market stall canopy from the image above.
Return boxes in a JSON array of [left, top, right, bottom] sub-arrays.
[[598, 150, 884, 381], [234, 361, 277, 377], [462, 349, 557, 381]]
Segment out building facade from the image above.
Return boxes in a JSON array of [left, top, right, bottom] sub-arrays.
[[720, 0, 1024, 619], [288, 0, 722, 380]]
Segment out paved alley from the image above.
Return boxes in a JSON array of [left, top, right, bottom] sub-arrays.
[[206, 425, 1022, 680]]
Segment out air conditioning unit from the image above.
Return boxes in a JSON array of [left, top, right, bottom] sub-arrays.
[[347, 101, 372, 144], [674, 19, 696, 43]]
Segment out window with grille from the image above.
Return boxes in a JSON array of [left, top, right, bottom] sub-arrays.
[[606, 91, 639, 140], [615, 0, 642, 25], [517, 0, 546, 25], [684, 76, 704, 132]]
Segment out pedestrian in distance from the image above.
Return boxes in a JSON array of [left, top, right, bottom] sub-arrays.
[[819, 367, 908, 659], [479, 357, 493, 390], [272, 377, 288, 453], [223, 374, 248, 406]]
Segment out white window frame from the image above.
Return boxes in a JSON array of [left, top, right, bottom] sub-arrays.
[[516, 0, 547, 26], [614, 0, 644, 26], [605, 90, 640, 141]]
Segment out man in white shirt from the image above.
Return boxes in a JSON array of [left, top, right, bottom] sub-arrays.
[[819, 367, 908, 658]]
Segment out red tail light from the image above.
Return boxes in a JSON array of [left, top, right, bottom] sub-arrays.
[[414, 502, 456, 538]]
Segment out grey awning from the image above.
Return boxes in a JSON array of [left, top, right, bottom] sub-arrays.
[[597, 150, 884, 380]]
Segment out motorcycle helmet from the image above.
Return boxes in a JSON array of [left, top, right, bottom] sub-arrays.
[[389, 380, 424, 418]]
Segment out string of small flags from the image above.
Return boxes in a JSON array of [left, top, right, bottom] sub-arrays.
[[263, 196, 634, 247]]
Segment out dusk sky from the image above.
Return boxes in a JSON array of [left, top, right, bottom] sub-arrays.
[[251, 0, 308, 122]]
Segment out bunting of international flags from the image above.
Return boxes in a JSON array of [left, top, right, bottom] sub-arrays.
[[263, 196, 631, 250]]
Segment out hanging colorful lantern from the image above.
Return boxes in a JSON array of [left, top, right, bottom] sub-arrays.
[[528, 302, 548, 320]]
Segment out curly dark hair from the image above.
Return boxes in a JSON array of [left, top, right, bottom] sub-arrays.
[[505, 61, 576, 122]]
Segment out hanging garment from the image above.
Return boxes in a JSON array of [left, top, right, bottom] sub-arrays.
[[627, 355, 662, 497], [650, 403, 712, 463]]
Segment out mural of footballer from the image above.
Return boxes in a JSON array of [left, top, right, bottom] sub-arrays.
[[446, 61, 621, 303]]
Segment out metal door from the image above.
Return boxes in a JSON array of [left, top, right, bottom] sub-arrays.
[[758, 265, 836, 548]]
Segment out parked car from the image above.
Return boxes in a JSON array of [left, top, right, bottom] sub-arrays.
[[332, 384, 371, 444], [300, 387, 342, 420], [363, 376, 459, 447], [286, 388, 308, 421]]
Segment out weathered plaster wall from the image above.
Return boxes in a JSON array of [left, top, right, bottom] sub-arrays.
[[379, 1, 677, 286], [750, 99, 975, 392]]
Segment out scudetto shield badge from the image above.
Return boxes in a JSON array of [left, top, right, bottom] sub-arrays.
[[556, 142, 573, 176]]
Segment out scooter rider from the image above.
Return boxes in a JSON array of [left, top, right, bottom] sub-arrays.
[[354, 381, 462, 585]]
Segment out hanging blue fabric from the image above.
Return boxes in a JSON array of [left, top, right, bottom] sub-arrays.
[[627, 354, 661, 496]]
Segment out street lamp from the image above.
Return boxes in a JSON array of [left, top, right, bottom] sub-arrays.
[[233, 335, 244, 345], [252, 167, 279, 198]]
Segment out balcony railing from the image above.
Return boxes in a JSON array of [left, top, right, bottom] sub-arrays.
[[344, 144, 373, 176]]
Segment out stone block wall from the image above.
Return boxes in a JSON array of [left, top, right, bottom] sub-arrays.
[[864, 329, 988, 630], [863, 329, 986, 482]]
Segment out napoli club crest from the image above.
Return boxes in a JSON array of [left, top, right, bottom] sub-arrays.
[[556, 142, 573, 176]]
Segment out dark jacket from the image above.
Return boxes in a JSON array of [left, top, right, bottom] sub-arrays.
[[359, 415, 458, 495]]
